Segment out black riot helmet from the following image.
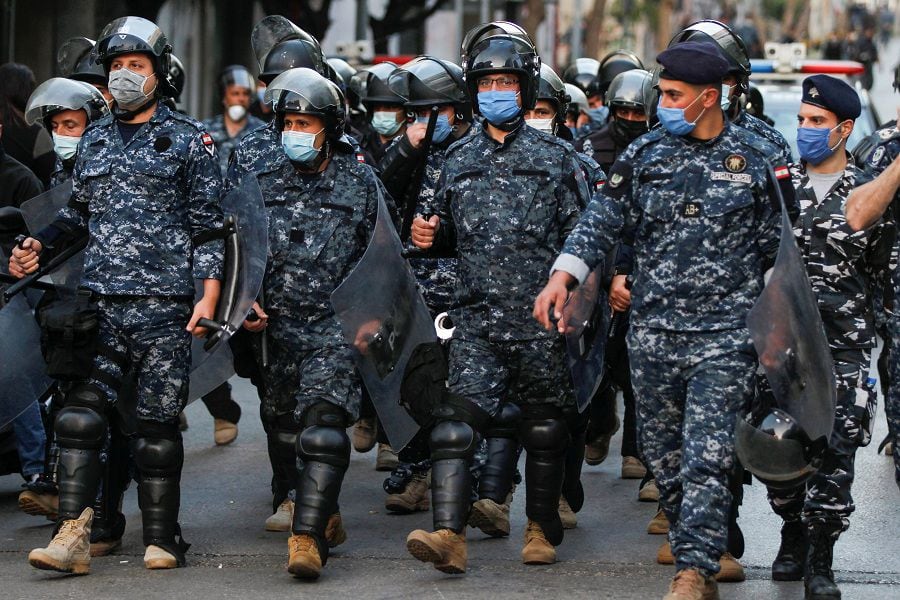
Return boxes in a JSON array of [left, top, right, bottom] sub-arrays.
[[252, 16, 326, 84], [462, 23, 541, 112], [360, 62, 405, 107], [57, 37, 106, 87], [735, 407, 828, 491], [94, 16, 175, 96], [327, 57, 357, 88], [606, 69, 654, 146], [536, 64, 568, 135], [597, 50, 644, 99], [167, 54, 185, 103], [669, 20, 752, 94], [564, 58, 601, 98], [25, 77, 109, 132], [218, 65, 254, 97], [265, 67, 346, 140], [347, 70, 370, 114], [389, 56, 467, 110], [564, 83, 589, 121]]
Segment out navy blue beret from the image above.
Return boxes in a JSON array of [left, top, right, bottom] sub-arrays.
[[656, 41, 730, 84], [801, 74, 861, 121]]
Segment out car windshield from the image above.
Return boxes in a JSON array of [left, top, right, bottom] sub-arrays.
[[754, 84, 876, 160]]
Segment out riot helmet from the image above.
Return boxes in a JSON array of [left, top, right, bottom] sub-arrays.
[[530, 64, 568, 135], [252, 16, 325, 84], [265, 67, 346, 140], [25, 77, 109, 130], [735, 407, 828, 490], [606, 69, 654, 146], [669, 20, 751, 94], [360, 62, 405, 107], [57, 37, 106, 87], [389, 56, 467, 109], [460, 21, 532, 68], [462, 23, 540, 112], [564, 58, 601, 97], [95, 17, 173, 87], [219, 65, 255, 96], [564, 83, 589, 119], [597, 50, 644, 99]]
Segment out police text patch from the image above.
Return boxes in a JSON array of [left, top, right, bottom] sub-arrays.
[[711, 171, 751, 184]]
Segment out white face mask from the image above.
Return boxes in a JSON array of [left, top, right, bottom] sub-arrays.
[[526, 118, 555, 134], [226, 104, 247, 122], [108, 68, 157, 110], [52, 133, 81, 160], [720, 83, 733, 110]]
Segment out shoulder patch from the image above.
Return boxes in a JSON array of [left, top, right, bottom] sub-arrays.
[[357, 153, 366, 163], [200, 132, 216, 157], [872, 145, 885, 165]]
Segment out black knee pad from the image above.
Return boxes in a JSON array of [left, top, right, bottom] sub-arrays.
[[300, 401, 350, 429], [55, 406, 107, 449], [519, 416, 569, 456], [133, 437, 184, 478], [486, 403, 521, 438], [297, 425, 350, 469], [430, 420, 477, 461]]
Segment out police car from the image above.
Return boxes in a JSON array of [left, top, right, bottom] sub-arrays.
[[746, 43, 881, 159]]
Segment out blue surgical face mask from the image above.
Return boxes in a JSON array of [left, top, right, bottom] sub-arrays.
[[567, 125, 578, 137], [656, 89, 711, 136], [797, 122, 846, 165], [416, 114, 453, 143], [281, 129, 323, 164], [371, 110, 403, 136], [477, 91, 521, 125], [52, 133, 81, 161], [586, 105, 609, 125]]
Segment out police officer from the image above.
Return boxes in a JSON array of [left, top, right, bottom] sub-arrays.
[[57, 37, 112, 104], [357, 63, 407, 165], [765, 74, 892, 600], [563, 83, 590, 136], [233, 15, 335, 534], [377, 56, 472, 514], [564, 57, 605, 133], [406, 22, 587, 572], [10, 16, 224, 572], [202, 66, 264, 178], [535, 41, 781, 599], [227, 67, 394, 580]]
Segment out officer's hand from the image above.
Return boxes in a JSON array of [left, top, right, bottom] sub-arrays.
[[9, 237, 42, 278], [243, 301, 268, 332], [406, 122, 427, 149], [608, 274, 632, 312], [187, 294, 218, 338], [411, 215, 440, 249], [534, 271, 575, 333]]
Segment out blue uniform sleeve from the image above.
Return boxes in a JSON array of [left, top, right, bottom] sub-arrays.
[[187, 132, 225, 281]]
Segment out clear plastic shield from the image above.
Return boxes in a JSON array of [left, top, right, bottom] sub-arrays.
[[25, 79, 105, 126], [561, 266, 610, 413], [251, 15, 321, 70], [746, 208, 837, 444], [19, 180, 83, 293], [0, 251, 52, 429], [331, 190, 427, 451]]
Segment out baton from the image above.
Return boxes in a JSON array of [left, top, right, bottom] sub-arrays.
[[3, 235, 88, 302]]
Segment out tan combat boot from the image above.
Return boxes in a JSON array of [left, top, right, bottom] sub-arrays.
[[375, 443, 399, 471], [28, 507, 93, 574], [265, 499, 294, 532], [663, 568, 720, 600], [144, 545, 179, 569], [639, 479, 660, 502], [406, 528, 467, 574], [287, 534, 322, 579], [647, 508, 670, 534], [715, 552, 745, 583], [521, 520, 556, 565], [469, 485, 515, 537], [325, 512, 347, 548], [385, 471, 430, 513], [621, 456, 647, 479], [351, 418, 377, 453], [213, 419, 238, 446], [585, 417, 619, 465], [558, 496, 577, 529], [657, 540, 675, 565], [18, 489, 59, 521]]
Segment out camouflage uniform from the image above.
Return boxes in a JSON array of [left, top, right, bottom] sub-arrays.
[[766, 158, 891, 533], [555, 123, 780, 577], [227, 133, 391, 424], [39, 102, 224, 423], [429, 123, 587, 417], [200, 113, 265, 177], [733, 110, 793, 165], [50, 157, 74, 187], [867, 122, 900, 489]]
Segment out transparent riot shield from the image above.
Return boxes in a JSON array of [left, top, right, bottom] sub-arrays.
[[745, 175, 837, 447], [0, 249, 52, 429], [331, 189, 428, 451], [19, 180, 84, 293], [561, 266, 609, 413]]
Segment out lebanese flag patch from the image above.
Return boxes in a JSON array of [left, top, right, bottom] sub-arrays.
[[201, 132, 215, 157], [774, 165, 790, 180]]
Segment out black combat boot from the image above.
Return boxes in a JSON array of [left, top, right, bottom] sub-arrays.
[[772, 519, 807, 581], [804, 527, 841, 600]]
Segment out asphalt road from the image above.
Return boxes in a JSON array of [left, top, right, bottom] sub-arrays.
[[1, 374, 897, 600]]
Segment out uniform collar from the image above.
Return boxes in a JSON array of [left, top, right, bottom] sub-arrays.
[[480, 119, 524, 149]]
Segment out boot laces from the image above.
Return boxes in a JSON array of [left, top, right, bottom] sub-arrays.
[[290, 534, 318, 554], [670, 569, 704, 593], [54, 519, 83, 547], [525, 520, 546, 541]]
